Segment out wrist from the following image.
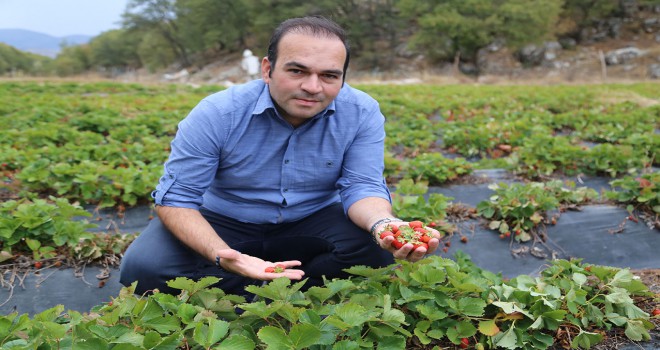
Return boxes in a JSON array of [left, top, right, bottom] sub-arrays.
[[369, 217, 403, 237]]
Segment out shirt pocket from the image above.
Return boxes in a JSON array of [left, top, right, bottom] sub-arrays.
[[309, 158, 342, 190]]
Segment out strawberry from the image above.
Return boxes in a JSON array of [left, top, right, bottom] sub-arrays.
[[34, 261, 43, 269], [380, 230, 394, 240], [460, 236, 468, 243], [460, 337, 469, 349], [408, 221, 424, 229], [650, 309, 660, 317], [265, 267, 275, 273]]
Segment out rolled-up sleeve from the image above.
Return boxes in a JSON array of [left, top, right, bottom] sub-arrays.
[[152, 100, 228, 209], [337, 104, 391, 212]]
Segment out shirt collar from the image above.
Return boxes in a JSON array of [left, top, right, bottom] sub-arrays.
[[252, 83, 336, 120]]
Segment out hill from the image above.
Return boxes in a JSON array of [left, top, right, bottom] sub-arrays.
[[0, 28, 91, 58]]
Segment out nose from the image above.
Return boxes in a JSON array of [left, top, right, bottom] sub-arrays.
[[301, 74, 322, 95]]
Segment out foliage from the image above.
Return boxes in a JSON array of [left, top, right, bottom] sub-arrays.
[[408, 152, 474, 185], [0, 255, 653, 349], [477, 180, 598, 241], [606, 173, 660, 215], [396, 0, 563, 62], [0, 43, 52, 76], [391, 179, 456, 237]]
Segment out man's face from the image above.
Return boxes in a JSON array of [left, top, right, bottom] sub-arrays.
[[261, 32, 346, 127]]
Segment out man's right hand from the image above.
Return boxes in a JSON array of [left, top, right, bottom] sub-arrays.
[[216, 248, 305, 281]]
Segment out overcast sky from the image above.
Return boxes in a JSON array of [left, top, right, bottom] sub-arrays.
[[0, 0, 130, 37]]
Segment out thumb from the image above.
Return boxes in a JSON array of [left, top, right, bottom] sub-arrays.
[[216, 248, 241, 262]]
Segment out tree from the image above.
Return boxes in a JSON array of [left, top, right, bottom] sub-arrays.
[[397, 0, 562, 63], [122, 0, 191, 67], [89, 29, 141, 72], [53, 45, 92, 76], [175, 0, 251, 58]]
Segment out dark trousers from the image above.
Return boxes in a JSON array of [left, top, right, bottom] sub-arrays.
[[119, 203, 394, 296]]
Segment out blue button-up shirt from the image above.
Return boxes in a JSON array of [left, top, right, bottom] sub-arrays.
[[153, 80, 391, 224]]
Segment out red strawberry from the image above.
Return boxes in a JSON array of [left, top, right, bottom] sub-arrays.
[[420, 235, 431, 243], [652, 309, 660, 316], [460, 337, 469, 349], [391, 240, 404, 250], [380, 230, 394, 239], [460, 236, 468, 243], [264, 266, 275, 273], [408, 221, 424, 229], [34, 261, 43, 269]]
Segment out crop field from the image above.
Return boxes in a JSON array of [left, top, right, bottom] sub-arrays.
[[0, 81, 659, 349]]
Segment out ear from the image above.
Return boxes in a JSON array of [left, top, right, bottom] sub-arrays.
[[261, 57, 271, 83]]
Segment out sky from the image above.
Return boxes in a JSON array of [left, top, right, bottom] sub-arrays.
[[0, 0, 131, 37]]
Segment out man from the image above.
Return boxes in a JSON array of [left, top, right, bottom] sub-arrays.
[[120, 16, 440, 296], [240, 49, 261, 81]]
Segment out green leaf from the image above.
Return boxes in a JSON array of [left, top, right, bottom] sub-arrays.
[[334, 302, 372, 327], [571, 330, 603, 349], [624, 320, 651, 342], [143, 315, 180, 334], [332, 340, 361, 350], [494, 326, 519, 349], [572, 272, 587, 286], [218, 334, 256, 350], [257, 326, 291, 350], [289, 323, 322, 350], [112, 331, 145, 346], [458, 297, 486, 317], [192, 318, 229, 348], [176, 303, 199, 324], [376, 335, 406, 350]]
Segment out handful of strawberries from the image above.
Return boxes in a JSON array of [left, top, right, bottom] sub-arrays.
[[377, 220, 434, 251]]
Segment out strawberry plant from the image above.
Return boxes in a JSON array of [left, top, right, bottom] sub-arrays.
[[477, 180, 598, 242], [407, 152, 474, 185], [391, 178, 456, 235], [606, 173, 660, 216], [0, 255, 653, 349]]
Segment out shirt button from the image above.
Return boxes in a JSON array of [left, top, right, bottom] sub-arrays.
[[284, 159, 290, 164], [283, 189, 289, 192]]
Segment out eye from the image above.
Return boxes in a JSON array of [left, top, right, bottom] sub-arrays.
[[323, 74, 340, 80], [288, 69, 303, 75]]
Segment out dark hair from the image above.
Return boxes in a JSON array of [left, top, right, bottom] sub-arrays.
[[267, 16, 350, 82]]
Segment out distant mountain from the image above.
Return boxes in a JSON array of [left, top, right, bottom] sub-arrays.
[[0, 29, 92, 58]]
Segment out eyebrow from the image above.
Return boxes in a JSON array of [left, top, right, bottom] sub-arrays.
[[283, 61, 343, 76]]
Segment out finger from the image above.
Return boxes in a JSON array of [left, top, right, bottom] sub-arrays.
[[393, 243, 414, 259], [408, 245, 427, 262], [276, 260, 303, 268], [425, 238, 441, 255], [216, 248, 241, 261], [381, 236, 395, 250]]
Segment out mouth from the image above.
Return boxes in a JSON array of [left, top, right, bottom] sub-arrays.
[[294, 98, 320, 106]]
